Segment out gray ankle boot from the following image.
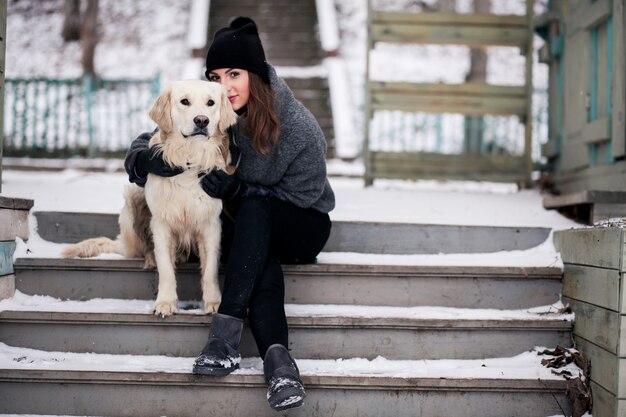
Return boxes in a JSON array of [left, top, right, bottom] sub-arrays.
[[193, 313, 243, 376], [263, 344, 306, 411]]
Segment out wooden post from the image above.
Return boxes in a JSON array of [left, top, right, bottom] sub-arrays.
[[523, 0, 534, 187], [0, 0, 6, 194], [612, 0, 625, 160], [363, 0, 374, 186]]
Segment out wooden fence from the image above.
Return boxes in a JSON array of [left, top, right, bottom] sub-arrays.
[[364, 0, 535, 185]]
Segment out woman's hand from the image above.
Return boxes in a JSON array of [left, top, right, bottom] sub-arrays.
[[199, 170, 246, 201], [135, 148, 184, 177]]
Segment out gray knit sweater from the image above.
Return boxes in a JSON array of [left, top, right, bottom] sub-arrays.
[[125, 65, 335, 214]]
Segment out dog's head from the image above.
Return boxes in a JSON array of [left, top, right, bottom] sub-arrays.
[[149, 80, 237, 139]]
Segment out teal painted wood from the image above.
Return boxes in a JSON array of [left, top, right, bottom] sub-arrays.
[[606, 15, 614, 163], [0, 241, 16, 276], [587, 24, 599, 167], [555, 33, 565, 172], [589, 26, 599, 124], [83, 74, 95, 157]]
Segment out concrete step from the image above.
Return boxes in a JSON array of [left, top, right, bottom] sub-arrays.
[[33, 211, 552, 254], [0, 346, 573, 417], [0, 303, 572, 359], [209, 0, 322, 67], [13, 258, 563, 309]]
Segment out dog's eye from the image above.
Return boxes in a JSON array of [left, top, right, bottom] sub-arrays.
[[207, 100, 215, 107], [180, 98, 190, 106]]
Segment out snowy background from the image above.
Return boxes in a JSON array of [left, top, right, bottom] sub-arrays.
[[5, 0, 550, 159], [0, 2, 591, 416]]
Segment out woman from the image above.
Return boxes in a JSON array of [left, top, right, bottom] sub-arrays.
[[124, 17, 335, 412]]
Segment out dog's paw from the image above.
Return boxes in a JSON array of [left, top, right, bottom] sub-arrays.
[[203, 299, 221, 314], [143, 252, 156, 269], [153, 299, 177, 317]]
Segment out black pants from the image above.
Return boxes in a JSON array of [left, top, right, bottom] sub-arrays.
[[218, 195, 331, 358]]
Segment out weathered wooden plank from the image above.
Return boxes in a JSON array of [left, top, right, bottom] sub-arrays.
[[0, 208, 29, 241], [561, 129, 590, 171], [596, 21, 610, 120], [589, 381, 617, 417], [554, 228, 623, 269], [621, 315, 626, 357], [370, 152, 527, 182], [371, 90, 526, 116], [561, 23, 590, 172], [612, 0, 625, 159], [0, 0, 5, 195], [553, 160, 626, 194], [562, 264, 620, 311], [580, 117, 610, 144], [570, 0, 612, 30], [371, 23, 528, 47], [372, 11, 527, 27], [372, 152, 527, 171], [564, 297, 619, 354], [593, 204, 626, 224], [0, 196, 33, 211], [370, 81, 527, 97], [623, 270, 626, 314], [0, 274, 14, 301], [575, 336, 619, 396], [544, 190, 626, 208], [0, 241, 16, 276], [621, 357, 626, 398]]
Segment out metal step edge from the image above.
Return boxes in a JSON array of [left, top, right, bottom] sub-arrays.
[[14, 257, 563, 279], [0, 368, 567, 392], [0, 310, 573, 331]]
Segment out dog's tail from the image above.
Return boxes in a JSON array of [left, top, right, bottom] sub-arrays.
[[61, 237, 127, 259]]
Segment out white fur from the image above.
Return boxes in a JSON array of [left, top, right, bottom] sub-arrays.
[[62, 80, 238, 317]]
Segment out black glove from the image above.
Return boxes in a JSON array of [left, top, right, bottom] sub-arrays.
[[199, 170, 246, 201], [135, 147, 184, 178]]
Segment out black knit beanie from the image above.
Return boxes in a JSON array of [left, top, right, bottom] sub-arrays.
[[205, 17, 269, 83]]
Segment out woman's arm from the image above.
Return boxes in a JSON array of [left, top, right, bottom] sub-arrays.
[[124, 130, 184, 186]]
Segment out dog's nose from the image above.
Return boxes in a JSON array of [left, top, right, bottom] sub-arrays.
[[194, 116, 209, 128]]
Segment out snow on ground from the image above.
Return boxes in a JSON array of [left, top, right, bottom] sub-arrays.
[[1, 168, 578, 229], [2, 167, 579, 268]]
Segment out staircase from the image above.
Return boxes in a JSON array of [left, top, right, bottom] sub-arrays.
[[0, 211, 576, 416], [207, 0, 336, 157]]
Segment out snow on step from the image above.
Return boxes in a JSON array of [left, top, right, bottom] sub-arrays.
[[0, 342, 581, 381], [0, 291, 573, 322]]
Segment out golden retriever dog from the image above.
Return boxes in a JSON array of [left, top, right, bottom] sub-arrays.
[[62, 80, 237, 317]]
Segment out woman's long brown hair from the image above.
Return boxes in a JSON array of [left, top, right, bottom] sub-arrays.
[[245, 72, 280, 154]]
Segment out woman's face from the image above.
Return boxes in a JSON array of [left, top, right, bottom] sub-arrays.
[[207, 68, 250, 112]]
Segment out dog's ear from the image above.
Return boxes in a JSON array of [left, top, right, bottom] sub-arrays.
[[149, 86, 173, 134], [218, 86, 238, 134]]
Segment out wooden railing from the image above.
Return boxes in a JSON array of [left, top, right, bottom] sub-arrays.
[[364, 1, 535, 185], [3, 75, 160, 158]]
